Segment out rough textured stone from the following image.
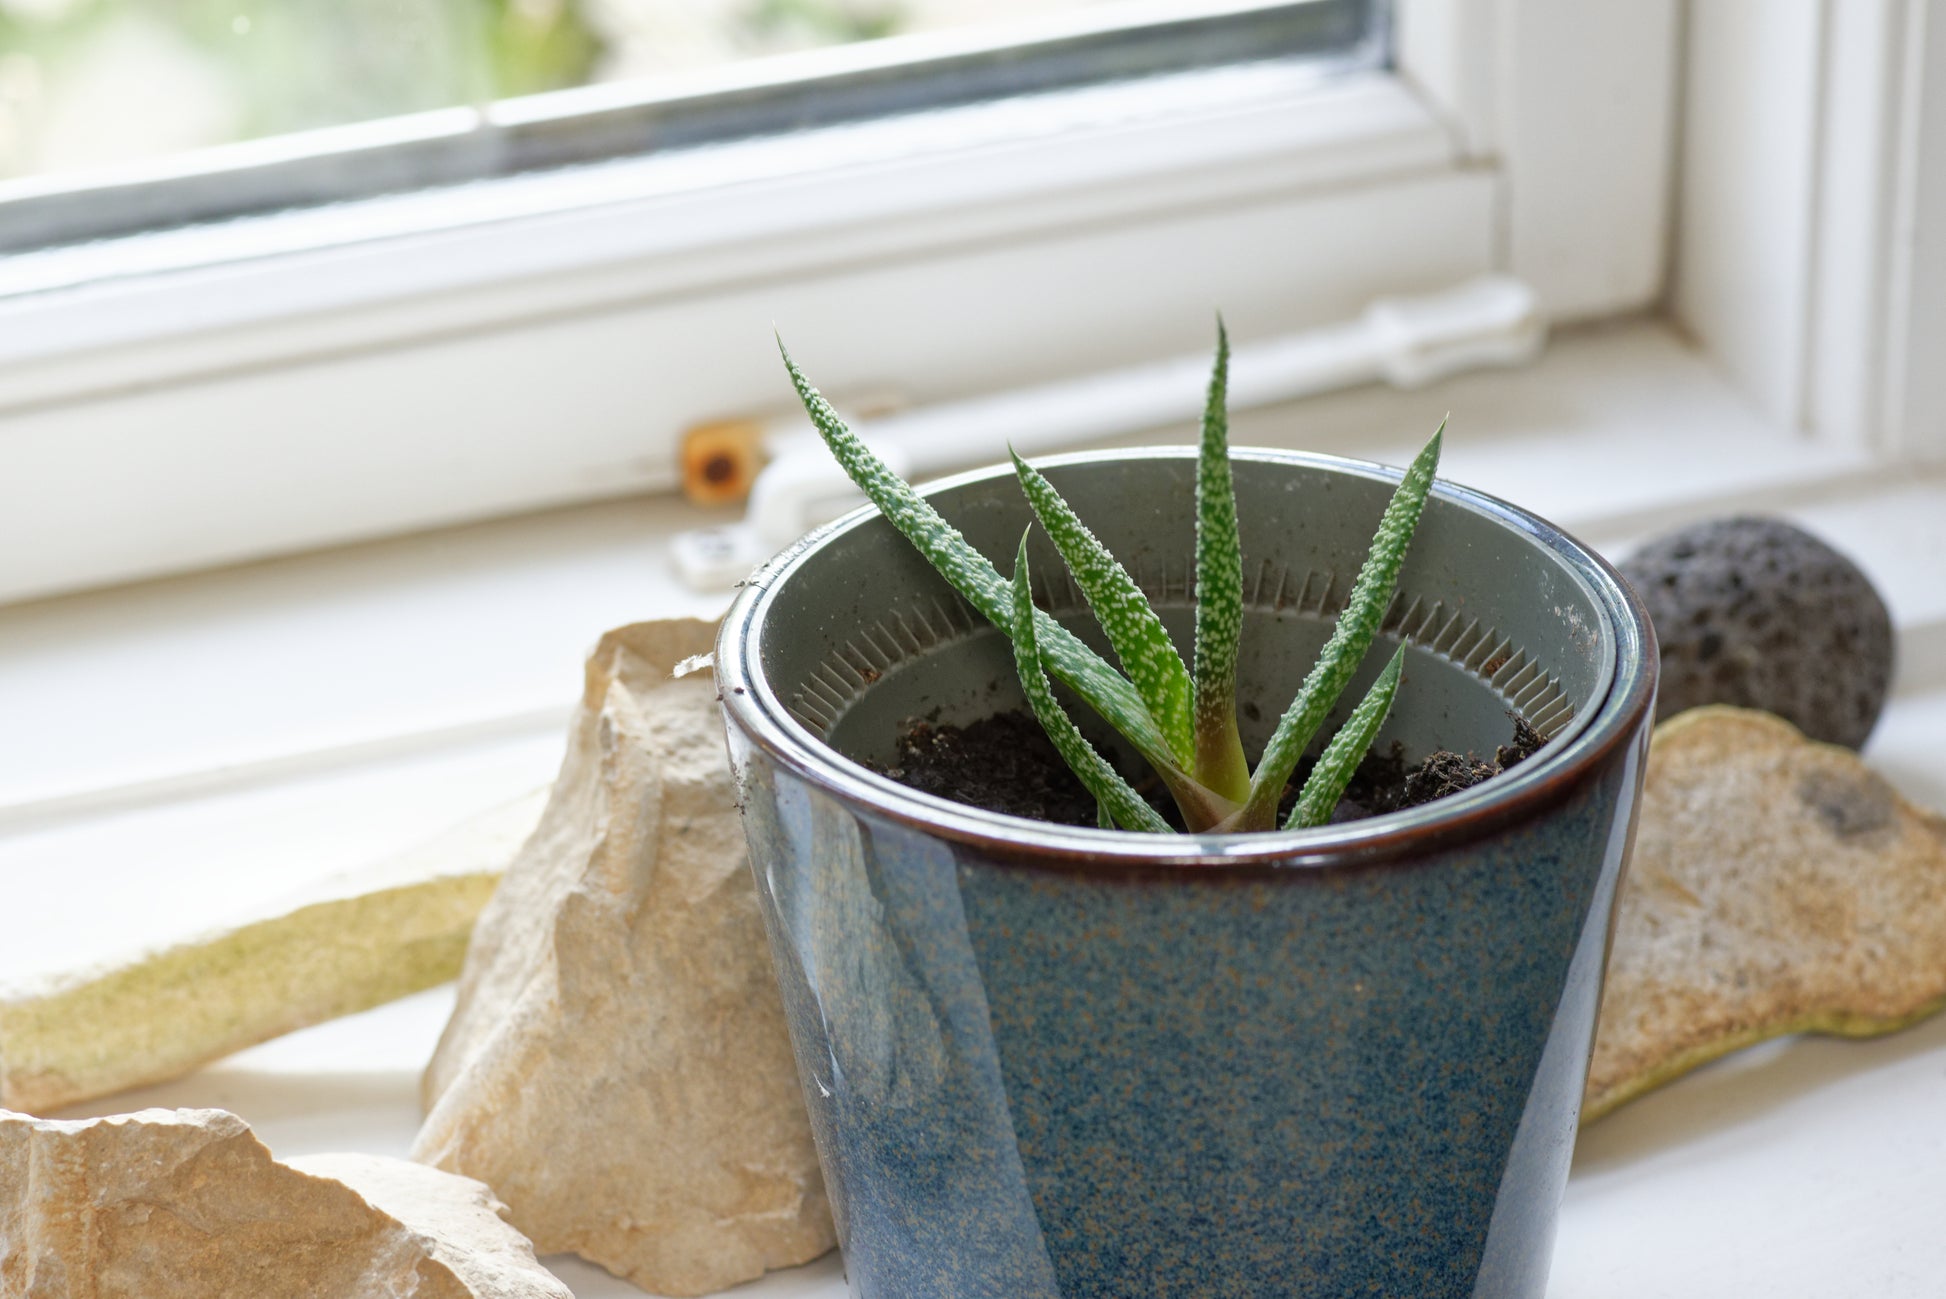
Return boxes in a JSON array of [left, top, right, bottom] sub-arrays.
[[0, 793, 545, 1115], [0, 1107, 571, 1298], [1619, 516, 1894, 748], [1584, 706, 1946, 1121], [414, 619, 833, 1297]]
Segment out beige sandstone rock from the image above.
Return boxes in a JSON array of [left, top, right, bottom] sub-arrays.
[[1585, 705, 1946, 1120], [0, 793, 545, 1115], [0, 1107, 571, 1298], [414, 619, 834, 1297]]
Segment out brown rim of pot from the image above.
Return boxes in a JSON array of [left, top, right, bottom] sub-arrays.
[[716, 446, 1659, 872]]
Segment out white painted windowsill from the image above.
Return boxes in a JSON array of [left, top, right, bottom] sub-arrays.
[[6, 318, 1945, 1298]]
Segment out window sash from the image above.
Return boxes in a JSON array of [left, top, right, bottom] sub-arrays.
[[0, 0, 1686, 606], [0, 0, 1378, 253], [0, 71, 1486, 606]]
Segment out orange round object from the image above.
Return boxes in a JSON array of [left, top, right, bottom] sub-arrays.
[[680, 419, 765, 506]]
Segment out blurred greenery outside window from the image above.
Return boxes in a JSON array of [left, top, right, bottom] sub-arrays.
[[0, 0, 1110, 179]]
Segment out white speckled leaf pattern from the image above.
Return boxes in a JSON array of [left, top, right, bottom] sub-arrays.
[[1011, 450, 1193, 767], [1243, 424, 1446, 826], [780, 343, 1182, 780], [1010, 538, 1172, 834], [1192, 325, 1251, 801], [1288, 644, 1406, 829]]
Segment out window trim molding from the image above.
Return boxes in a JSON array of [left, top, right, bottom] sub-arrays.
[[0, 65, 1449, 411], [1880, 0, 1946, 461], [1673, 0, 1946, 462], [1397, 0, 1682, 321]]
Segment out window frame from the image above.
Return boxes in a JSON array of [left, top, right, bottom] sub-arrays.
[[1672, 0, 1946, 462], [0, 0, 1681, 605], [0, 0, 1379, 251]]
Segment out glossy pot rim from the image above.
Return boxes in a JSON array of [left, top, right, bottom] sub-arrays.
[[716, 446, 1657, 870]]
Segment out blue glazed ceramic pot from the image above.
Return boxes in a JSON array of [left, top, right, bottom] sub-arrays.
[[717, 448, 1656, 1298]]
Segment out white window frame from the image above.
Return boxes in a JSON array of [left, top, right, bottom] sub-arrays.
[[0, 0, 1681, 605], [1673, 0, 1946, 463]]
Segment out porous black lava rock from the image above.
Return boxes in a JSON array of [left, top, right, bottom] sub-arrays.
[[1620, 516, 1893, 749]]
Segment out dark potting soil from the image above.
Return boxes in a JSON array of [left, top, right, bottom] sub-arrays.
[[875, 710, 1546, 830]]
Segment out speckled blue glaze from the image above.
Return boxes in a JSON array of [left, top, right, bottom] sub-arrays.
[[718, 450, 1657, 1298]]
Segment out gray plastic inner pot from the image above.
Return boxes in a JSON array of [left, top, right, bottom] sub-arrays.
[[746, 448, 1614, 827]]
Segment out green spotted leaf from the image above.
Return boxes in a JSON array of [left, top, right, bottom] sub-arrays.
[[1010, 535, 1172, 834], [1238, 422, 1445, 829], [780, 339, 1189, 787], [1012, 449, 1193, 766], [1286, 644, 1406, 829], [1191, 321, 1250, 802]]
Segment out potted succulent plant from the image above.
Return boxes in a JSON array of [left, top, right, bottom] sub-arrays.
[[716, 329, 1657, 1298]]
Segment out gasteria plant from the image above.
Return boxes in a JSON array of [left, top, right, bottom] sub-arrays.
[[778, 325, 1443, 834]]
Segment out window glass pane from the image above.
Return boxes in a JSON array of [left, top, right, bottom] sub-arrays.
[[0, 0, 604, 178], [0, 0, 1381, 249]]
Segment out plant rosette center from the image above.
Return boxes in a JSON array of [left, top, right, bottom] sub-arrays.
[[777, 323, 1454, 835]]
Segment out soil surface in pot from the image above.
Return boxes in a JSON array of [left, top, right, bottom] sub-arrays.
[[875, 710, 1545, 829]]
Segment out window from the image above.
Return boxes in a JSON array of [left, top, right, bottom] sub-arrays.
[[6, 13, 1946, 1298], [1674, 0, 1946, 461], [0, 0, 1680, 605], [0, 0, 1380, 247]]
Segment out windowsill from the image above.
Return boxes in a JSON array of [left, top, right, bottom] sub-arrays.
[[6, 316, 1946, 1296], [4, 317, 1936, 827]]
